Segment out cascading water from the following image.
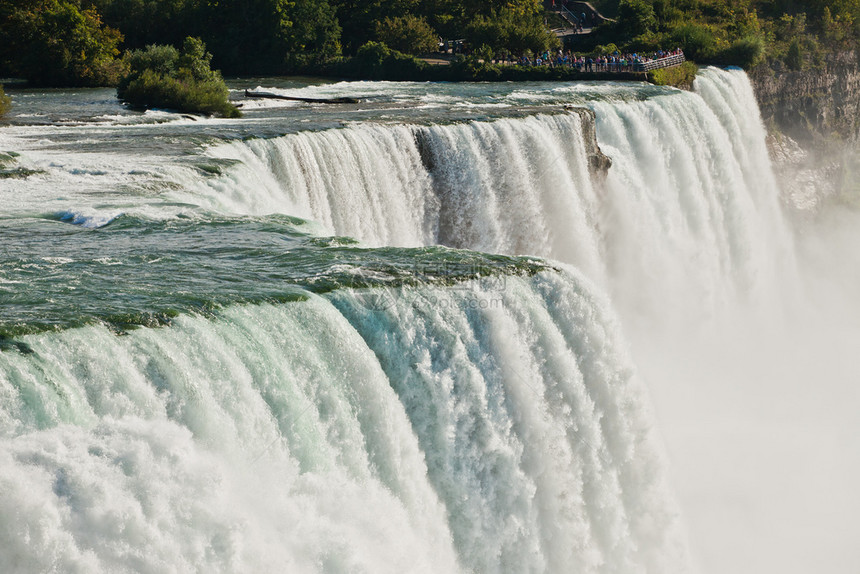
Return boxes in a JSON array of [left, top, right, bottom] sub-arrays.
[[0, 273, 687, 573], [198, 69, 794, 324], [2, 67, 855, 573]]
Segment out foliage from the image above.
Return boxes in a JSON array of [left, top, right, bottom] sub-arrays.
[[87, 0, 197, 50], [617, 0, 657, 37], [117, 38, 240, 117], [349, 41, 429, 79], [194, 0, 341, 74], [0, 85, 10, 118], [785, 38, 804, 69], [576, 0, 860, 69], [723, 34, 767, 68], [375, 15, 438, 54], [648, 60, 698, 89], [0, 0, 123, 86], [466, 7, 559, 55], [330, 0, 420, 51], [668, 23, 719, 61], [10, 0, 860, 83], [282, 0, 342, 58]]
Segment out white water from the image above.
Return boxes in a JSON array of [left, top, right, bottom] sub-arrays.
[[5, 68, 858, 572], [0, 273, 687, 573], [179, 68, 860, 571], [198, 69, 795, 327]]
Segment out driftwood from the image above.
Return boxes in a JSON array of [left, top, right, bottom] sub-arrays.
[[244, 89, 360, 104]]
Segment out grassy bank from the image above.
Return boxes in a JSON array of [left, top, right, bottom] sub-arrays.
[[648, 61, 699, 89]]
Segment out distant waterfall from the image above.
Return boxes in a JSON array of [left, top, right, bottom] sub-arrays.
[[0, 271, 688, 573]]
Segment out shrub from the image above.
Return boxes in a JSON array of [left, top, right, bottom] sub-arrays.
[[0, 86, 10, 118], [375, 15, 438, 55], [786, 38, 804, 70], [722, 35, 766, 69], [669, 23, 718, 61], [118, 37, 240, 118], [648, 61, 698, 89], [352, 41, 428, 80]]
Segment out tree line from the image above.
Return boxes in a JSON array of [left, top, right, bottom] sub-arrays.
[[0, 0, 556, 86], [589, 0, 860, 69], [5, 0, 860, 89]]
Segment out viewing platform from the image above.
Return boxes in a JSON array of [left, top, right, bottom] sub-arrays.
[[632, 53, 687, 72]]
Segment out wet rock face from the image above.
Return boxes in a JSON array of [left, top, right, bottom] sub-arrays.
[[750, 52, 860, 145], [750, 52, 860, 211], [565, 106, 613, 177]]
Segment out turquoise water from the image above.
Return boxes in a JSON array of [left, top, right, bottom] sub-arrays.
[[3, 71, 855, 573]]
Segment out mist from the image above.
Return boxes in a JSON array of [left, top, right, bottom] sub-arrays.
[[630, 181, 860, 574]]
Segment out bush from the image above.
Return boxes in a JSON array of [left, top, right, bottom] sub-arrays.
[[785, 38, 804, 70], [721, 35, 766, 69], [0, 86, 10, 118], [648, 61, 698, 89], [449, 55, 503, 80], [375, 15, 438, 55], [669, 23, 719, 61], [118, 37, 240, 118], [351, 41, 429, 80]]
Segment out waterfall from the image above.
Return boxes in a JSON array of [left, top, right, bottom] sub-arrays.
[[3, 66, 821, 573], [196, 68, 793, 323], [0, 272, 688, 573]]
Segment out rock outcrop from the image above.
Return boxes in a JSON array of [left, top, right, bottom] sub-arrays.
[[749, 53, 860, 210], [565, 106, 613, 177], [750, 52, 860, 145]]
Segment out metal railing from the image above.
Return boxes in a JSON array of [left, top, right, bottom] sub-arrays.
[[632, 53, 686, 72], [560, 5, 581, 25]]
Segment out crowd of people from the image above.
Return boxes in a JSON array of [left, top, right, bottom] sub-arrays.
[[510, 48, 685, 72]]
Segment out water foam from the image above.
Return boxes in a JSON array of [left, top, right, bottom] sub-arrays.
[[0, 272, 689, 573]]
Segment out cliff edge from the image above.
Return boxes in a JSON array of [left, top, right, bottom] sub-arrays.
[[749, 53, 860, 210]]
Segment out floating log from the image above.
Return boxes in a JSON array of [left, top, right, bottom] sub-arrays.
[[244, 89, 360, 104]]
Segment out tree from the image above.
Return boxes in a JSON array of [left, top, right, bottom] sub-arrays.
[[617, 0, 657, 38], [375, 15, 438, 54], [0, 85, 10, 118], [86, 0, 197, 50], [0, 0, 123, 86], [330, 0, 419, 51], [118, 37, 240, 117], [196, 0, 341, 73], [281, 0, 342, 58], [466, 7, 558, 55]]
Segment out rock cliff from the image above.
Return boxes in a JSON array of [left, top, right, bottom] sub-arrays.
[[749, 53, 860, 210], [750, 52, 860, 145]]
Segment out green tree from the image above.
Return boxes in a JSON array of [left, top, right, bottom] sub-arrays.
[[0, 0, 123, 86], [197, 0, 341, 72], [0, 85, 11, 118], [375, 15, 438, 54], [617, 0, 657, 38], [86, 0, 197, 50], [330, 0, 419, 52], [281, 0, 342, 57], [786, 37, 804, 69], [466, 7, 558, 55], [118, 37, 240, 117], [670, 23, 718, 61]]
